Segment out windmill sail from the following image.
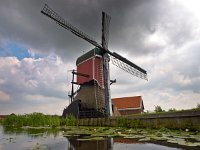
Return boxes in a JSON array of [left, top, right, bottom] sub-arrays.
[[41, 4, 102, 48], [110, 52, 147, 80], [102, 12, 111, 49]]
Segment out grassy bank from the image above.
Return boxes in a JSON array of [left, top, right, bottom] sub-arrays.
[[1, 113, 77, 127], [0, 119, 3, 124], [2, 110, 199, 131], [78, 110, 200, 131]]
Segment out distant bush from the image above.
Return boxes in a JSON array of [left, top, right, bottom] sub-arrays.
[[0, 119, 3, 124], [195, 104, 200, 110], [168, 108, 177, 112], [154, 105, 165, 113]]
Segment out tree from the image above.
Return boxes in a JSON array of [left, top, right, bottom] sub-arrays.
[[154, 105, 165, 113], [195, 103, 200, 110], [168, 108, 177, 112]]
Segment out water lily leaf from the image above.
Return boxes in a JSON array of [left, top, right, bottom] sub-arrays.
[[124, 135, 145, 139], [77, 137, 105, 141], [138, 137, 151, 141], [177, 141, 200, 146], [149, 136, 168, 141]]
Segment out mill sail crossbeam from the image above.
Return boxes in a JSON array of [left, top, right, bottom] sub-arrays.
[[41, 4, 102, 49], [111, 55, 147, 80], [102, 12, 111, 49]]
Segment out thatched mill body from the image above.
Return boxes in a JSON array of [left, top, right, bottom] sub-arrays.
[[41, 4, 148, 118]]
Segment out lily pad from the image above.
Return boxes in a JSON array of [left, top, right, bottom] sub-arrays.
[[138, 137, 151, 141], [124, 135, 145, 139], [149, 136, 168, 141], [77, 137, 105, 141]]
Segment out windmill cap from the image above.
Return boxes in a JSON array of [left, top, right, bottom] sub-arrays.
[[76, 47, 105, 65]]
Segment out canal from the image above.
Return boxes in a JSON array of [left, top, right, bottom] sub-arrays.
[[0, 125, 199, 150]]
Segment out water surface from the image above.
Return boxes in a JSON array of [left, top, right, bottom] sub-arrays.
[[0, 126, 199, 150]]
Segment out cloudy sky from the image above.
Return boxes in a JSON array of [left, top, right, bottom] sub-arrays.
[[0, 0, 200, 115]]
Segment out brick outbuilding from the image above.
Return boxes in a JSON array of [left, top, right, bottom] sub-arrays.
[[112, 96, 144, 116]]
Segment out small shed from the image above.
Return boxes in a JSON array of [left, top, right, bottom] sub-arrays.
[[112, 96, 144, 116]]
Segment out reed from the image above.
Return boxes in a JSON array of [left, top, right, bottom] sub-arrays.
[[2, 113, 77, 127]]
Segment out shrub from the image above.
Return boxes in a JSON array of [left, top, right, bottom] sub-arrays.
[[60, 115, 77, 126], [154, 105, 165, 113], [2, 113, 60, 127], [115, 117, 128, 127]]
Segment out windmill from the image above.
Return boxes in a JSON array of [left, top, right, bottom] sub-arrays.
[[41, 4, 147, 118]]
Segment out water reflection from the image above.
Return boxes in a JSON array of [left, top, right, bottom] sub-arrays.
[[68, 138, 182, 150], [68, 137, 112, 150], [0, 126, 199, 150]]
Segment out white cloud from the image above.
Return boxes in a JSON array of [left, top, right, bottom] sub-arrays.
[[0, 55, 71, 114], [145, 31, 168, 48], [0, 91, 10, 102], [110, 36, 200, 111], [0, 79, 5, 84], [142, 89, 200, 111]]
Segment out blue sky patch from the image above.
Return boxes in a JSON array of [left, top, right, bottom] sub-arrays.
[[0, 42, 44, 60]]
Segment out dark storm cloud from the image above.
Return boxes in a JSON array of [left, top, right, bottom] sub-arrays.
[[0, 0, 180, 60]]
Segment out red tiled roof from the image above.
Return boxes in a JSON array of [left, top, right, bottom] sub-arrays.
[[112, 96, 142, 109]]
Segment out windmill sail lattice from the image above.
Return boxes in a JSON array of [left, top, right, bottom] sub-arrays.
[[41, 4, 102, 48], [111, 52, 147, 80]]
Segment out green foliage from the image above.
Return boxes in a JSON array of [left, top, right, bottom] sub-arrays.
[[2, 113, 79, 127], [2, 113, 17, 126], [154, 105, 165, 113], [0, 119, 3, 124], [168, 108, 177, 112], [129, 119, 141, 128], [195, 103, 200, 110], [2, 113, 60, 127], [115, 117, 128, 127], [60, 115, 77, 126]]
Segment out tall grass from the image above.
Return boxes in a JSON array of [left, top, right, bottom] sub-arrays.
[[2, 113, 77, 127], [60, 115, 77, 126]]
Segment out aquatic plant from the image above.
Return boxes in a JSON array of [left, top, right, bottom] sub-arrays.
[[2, 113, 80, 127], [2, 113, 61, 127], [60, 115, 77, 126], [0, 119, 3, 124], [60, 126, 200, 147], [115, 117, 128, 127]]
